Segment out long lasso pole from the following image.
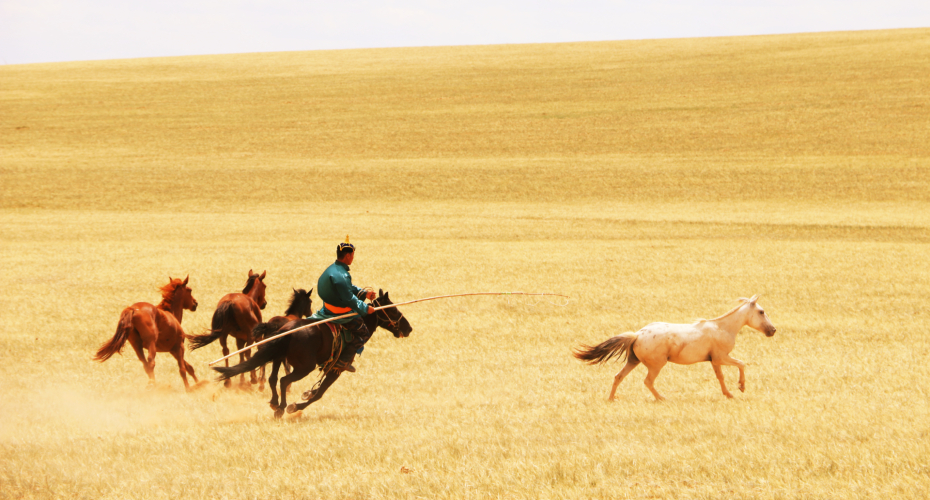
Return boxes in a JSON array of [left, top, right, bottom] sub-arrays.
[[206, 292, 569, 366]]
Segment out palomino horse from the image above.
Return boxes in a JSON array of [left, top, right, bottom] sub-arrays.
[[189, 270, 267, 388], [94, 276, 200, 391], [251, 288, 313, 390], [573, 296, 776, 401], [214, 290, 412, 418]]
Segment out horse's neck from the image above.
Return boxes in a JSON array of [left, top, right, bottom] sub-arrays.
[[246, 287, 263, 304], [711, 306, 748, 337], [169, 299, 184, 323], [364, 310, 379, 332], [159, 297, 184, 323]]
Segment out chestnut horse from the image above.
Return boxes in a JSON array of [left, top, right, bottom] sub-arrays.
[[189, 270, 267, 388], [251, 288, 313, 390], [573, 296, 776, 401], [94, 276, 200, 391], [214, 290, 412, 418]]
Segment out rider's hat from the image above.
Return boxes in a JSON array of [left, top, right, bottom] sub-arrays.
[[337, 235, 355, 253]]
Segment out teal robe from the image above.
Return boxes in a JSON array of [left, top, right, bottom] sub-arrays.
[[313, 260, 368, 324]]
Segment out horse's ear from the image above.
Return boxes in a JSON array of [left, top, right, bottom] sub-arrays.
[[749, 294, 760, 304], [183, 275, 189, 285], [248, 269, 255, 276], [309, 288, 313, 295], [379, 288, 384, 297], [260, 270, 266, 280]]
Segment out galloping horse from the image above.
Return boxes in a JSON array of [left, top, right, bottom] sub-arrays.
[[94, 276, 200, 391], [214, 290, 412, 418], [189, 270, 267, 388], [573, 295, 776, 401], [251, 288, 313, 390]]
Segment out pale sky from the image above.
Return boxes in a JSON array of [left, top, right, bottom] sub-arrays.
[[1, 1, 928, 65]]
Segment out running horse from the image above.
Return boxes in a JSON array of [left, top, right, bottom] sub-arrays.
[[573, 296, 776, 401], [214, 289, 412, 418], [251, 288, 313, 390], [189, 270, 267, 388], [93, 276, 200, 391]]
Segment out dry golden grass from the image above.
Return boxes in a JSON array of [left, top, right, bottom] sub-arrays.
[[1, 28, 929, 499]]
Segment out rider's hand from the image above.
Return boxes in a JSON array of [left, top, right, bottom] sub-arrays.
[[367, 306, 375, 315], [366, 290, 376, 300]]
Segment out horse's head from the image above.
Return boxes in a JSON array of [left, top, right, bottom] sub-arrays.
[[287, 288, 314, 318], [166, 275, 198, 311], [245, 269, 268, 310], [371, 289, 412, 338], [743, 295, 776, 337]]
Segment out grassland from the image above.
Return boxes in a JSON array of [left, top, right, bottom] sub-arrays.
[[1, 28, 929, 499]]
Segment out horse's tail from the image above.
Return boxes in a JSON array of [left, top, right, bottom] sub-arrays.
[[252, 317, 289, 342], [213, 336, 289, 381], [572, 332, 639, 365], [188, 301, 236, 350], [94, 308, 134, 362]]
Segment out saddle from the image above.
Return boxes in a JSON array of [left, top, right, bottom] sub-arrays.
[[321, 323, 354, 374]]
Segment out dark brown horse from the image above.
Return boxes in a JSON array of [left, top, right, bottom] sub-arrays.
[[251, 288, 313, 390], [214, 290, 412, 418], [189, 270, 267, 388], [94, 276, 200, 391]]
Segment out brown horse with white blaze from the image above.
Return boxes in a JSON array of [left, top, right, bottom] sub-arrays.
[[94, 276, 199, 391], [188, 270, 267, 388], [573, 296, 776, 401]]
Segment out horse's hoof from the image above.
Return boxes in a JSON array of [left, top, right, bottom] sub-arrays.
[[286, 403, 297, 414], [301, 390, 314, 401], [274, 408, 284, 419]]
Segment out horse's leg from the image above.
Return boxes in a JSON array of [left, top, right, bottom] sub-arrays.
[[127, 331, 154, 383], [608, 359, 640, 401], [294, 371, 342, 411], [642, 358, 667, 401], [235, 337, 250, 389], [142, 339, 158, 386], [711, 363, 733, 398], [718, 354, 747, 393], [169, 347, 192, 392], [184, 361, 198, 382], [242, 334, 258, 386], [276, 366, 314, 419], [219, 334, 231, 388], [268, 359, 282, 409], [131, 315, 159, 384]]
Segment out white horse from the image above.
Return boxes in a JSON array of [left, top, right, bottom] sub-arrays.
[[573, 296, 776, 401]]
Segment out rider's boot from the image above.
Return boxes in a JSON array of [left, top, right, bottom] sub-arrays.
[[334, 352, 357, 373]]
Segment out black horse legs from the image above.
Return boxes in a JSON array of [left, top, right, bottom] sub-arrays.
[[267, 359, 282, 409], [289, 371, 342, 413], [274, 365, 313, 418]]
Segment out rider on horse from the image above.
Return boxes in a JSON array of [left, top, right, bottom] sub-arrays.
[[314, 236, 376, 373]]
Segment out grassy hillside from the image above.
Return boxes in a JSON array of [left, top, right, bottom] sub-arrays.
[[1, 28, 929, 499]]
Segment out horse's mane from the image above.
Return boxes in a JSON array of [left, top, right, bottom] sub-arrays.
[[284, 289, 310, 316], [157, 279, 183, 310], [243, 274, 260, 294], [698, 298, 751, 323]]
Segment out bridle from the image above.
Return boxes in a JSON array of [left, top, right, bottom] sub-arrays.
[[373, 299, 406, 333]]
